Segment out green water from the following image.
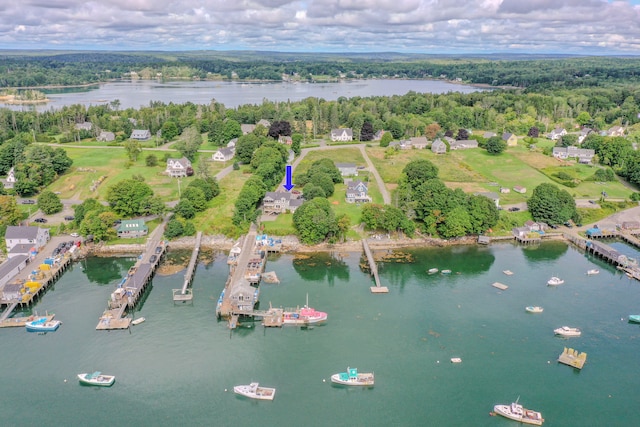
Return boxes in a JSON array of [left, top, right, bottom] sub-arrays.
[[2, 242, 640, 427]]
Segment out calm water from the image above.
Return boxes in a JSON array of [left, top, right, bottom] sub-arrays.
[[2, 242, 640, 427], [5, 79, 485, 112]]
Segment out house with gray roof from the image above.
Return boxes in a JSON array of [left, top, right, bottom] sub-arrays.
[[345, 180, 371, 204], [97, 131, 115, 142], [1, 166, 16, 189], [262, 192, 302, 214], [130, 129, 151, 140], [410, 136, 429, 149], [578, 128, 593, 144], [548, 128, 567, 141], [241, 124, 256, 135], [502, 132, 518, 146], [330, 128, 353, 142], [75, 122, 93, 131], [165, 157, 192, 177], [5, 226, 49, 252], [552, 146, 595, 163], [483, 131, 497, 139], [212, 147, 235, 162], [0, 255, 30, 290], [431, 138, 447, 154]]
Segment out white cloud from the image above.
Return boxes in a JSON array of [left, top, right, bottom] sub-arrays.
[[1, 0, 640, 53]]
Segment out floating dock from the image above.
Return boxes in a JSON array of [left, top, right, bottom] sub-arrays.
[[492, 282, 509, 290], [558, 347, 587, 369]]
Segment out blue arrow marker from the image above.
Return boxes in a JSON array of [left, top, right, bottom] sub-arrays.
[[283, 165, 295, 192]]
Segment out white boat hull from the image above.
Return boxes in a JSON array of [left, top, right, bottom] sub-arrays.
[[233, 383, 275, 400], [131, 317, 145, 325], [25, 319, 61, 332], [77, 373, 115, 387], [525, 306, 543, 313], [494, 404, 543, 425], [330, 370, 375, 386], [554, 326, 581, 337]]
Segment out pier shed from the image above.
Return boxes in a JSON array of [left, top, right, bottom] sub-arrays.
[[0, 255, 29, 287]]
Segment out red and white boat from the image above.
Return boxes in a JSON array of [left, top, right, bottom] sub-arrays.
[[282, 295, 327, 325], [494, 398, 544, 425]]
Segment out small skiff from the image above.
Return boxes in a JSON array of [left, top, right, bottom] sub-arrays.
[[78, 372, 115, 387], [233, 382, 276, 400], [131, 317, 145, 325], [525, 306, 544, 313]]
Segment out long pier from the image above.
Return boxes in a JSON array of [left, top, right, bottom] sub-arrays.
[[362, 240, 388, 293], [172, 231, 202, 303], [96, 219, 169, 330], [564, 231, 640, 280]]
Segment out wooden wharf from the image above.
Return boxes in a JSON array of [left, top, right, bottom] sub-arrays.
[[96, 220, 169, 330], [172, 231, 202, 303], [0, 238, 75, 323], [362, 240, 388, 293], [217, 224, 261, 324], [0, 313, 55, 328]]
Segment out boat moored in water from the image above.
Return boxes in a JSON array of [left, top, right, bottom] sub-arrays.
[[282, 295, 327, 325], [428, 268, 439, 274], [330, 367, 374, 386], [554, 326, 581, 337], [493, 399, 544, 425], [77, 372, 115, 387], [25, 317, 61, 332], [131, 317, 145, 325], [587, 269, 600, 275], [441, 269, 452, 274], [547, 276, 564, 286], [525, 306, 544, 313], [628, 315, 640, 323], [233, 382, 275, 400]]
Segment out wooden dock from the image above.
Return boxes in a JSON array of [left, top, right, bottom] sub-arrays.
[[362, 240, 388, 293], [172, 231, 202, 303], [558, 347, 587, 369], [0, 313, 55, 328], [492, 282, 509, 290]]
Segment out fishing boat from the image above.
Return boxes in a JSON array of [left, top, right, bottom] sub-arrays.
[[547, 276, 564, 286], [628, 315, 640, 323], [233, 382, 276, 400], [282, 295, 327, 325], [77, 372, 115, 387], [131, 317, 145, 325], [493, 398, 544, 425], [554, 326, 581, 337], [525, 306, 544, 313], [428, 268, 439, 274], [441, 269, 452, 275], [450, 357, 462, 363], [330, 367, 374, 386], [25, 317, 61, 332], [587, 269, 600, 275]]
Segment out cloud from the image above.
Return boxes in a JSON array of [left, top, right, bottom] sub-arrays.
[[1, 0, 640, 53]]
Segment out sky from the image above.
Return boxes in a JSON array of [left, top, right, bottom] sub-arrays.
[[1, 0, 640, 54]]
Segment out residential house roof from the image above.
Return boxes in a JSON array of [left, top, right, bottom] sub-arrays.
[[241, 124, 256, 134]]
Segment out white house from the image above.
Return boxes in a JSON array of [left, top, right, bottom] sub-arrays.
[[449, 140, 479, 150], [2, 166, 16, 189], [548, 128, 567, 141], [552, 146, 595, 163], [165, 157, 192, 177], [212, 147, 235, 162], [330, 128, 353, 142], [578, 128, 593, 144], [607, 126, 625, 137], [130, 129, 151, 140], [75, 122, 93, 131], [5, 226, 49, 252]]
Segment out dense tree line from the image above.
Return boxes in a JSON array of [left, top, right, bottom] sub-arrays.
[[3, 52, 640, 90]]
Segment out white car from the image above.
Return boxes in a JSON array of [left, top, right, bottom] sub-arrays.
[[70, 233, 79, 237]]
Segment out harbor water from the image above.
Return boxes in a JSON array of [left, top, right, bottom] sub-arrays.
[[2, 241, 640, 426]]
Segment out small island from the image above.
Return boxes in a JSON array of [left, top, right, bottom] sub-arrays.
[[0, 89, 49, 105]]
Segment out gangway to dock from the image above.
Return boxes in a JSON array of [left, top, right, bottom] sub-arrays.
[[0, 301, 19, 322], [362, 239, 388, 293], [173, 231, 202, 303]]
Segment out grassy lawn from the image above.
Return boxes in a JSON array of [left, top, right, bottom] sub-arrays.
[[191, 167, 252, 237]]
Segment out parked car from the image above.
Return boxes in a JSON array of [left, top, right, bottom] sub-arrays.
[[149, 255, 158, 263], [564, 221, 573, 228], [70, 233, 79, 238], [21, 199, 36, 204], [508, 207, 520, 212], [155, 246, 163, 254], [34, 218, 47, 223], [549, 224, 559, 229], [64, 216, 75, 221]]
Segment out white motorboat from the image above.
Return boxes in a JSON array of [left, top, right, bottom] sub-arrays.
[[587, 269, 600, 275], [441, 269, 452, 275], [77, 372, 115, 387], [450, 357, 462, 363], [525, 306, 544, 313], [493, 399, 544, 425], [547, 276, 564, 286], [25, 317, 61, 332], [428, 268, 439, 274], [330, 367, 374, 386], [233, 382, 276, 400], [131, 317, 145, 325], [554, 326, 581, 337]]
